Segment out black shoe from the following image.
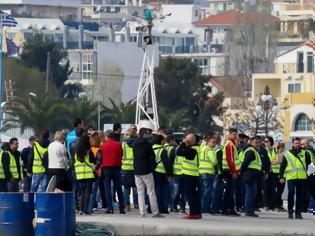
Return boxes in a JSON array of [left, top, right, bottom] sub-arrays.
[[229, 211, 241, 216], [105, 209, 114, 214], [245, 212, 259, 217], [237, 208, 245, 213], [288, 213, 293, 219], [295, 213, 303, 219], [120, 209, 126, 214]]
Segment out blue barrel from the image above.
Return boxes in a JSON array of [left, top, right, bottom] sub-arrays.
[[0, 193, 34, 236], [34, 192, 76, 236], [64, 192, 75, 236]]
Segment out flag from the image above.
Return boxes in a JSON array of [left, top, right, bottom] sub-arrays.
[[5, 38, 19, 57], [0, 11, 17, 28]]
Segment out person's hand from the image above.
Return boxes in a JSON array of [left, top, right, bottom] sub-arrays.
[[167, 176, 173, 182], [264, 173, 269, 180], [279, 178, 285, 184], [232, 173, 238, 180], [27, 172, 32, 177]]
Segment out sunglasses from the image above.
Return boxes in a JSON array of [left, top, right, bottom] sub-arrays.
[[264, 140, 270, 143]]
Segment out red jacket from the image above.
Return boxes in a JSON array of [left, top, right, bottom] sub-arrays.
[[224, 138, 240, 174], [101, 138, 123, 168]]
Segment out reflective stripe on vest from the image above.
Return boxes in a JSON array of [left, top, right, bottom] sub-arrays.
[[244, 147, 262, 171], [122, 142, 134, 171], [7, 151, 20, 179], [284, 150, 307, 180], [199, 147, 216, 174], [182, 146, 199, 176], [74, 153, 95, 180], [153, 144, 166, 174], [0, 152, 4, 179], [33, 142, 47, 173], [266, 147, 280, 174], [222, 140, 239, 171]]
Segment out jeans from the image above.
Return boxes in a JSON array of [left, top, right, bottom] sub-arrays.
[[0, 179, 7, 192], [78, 179, 93, 214], [154, 172, 171, 213], [173, 175, 185, 210], [31, 173, 48, 192], [88, 177, 107, 213], [245, 181, 257, 213], [135, 173, 159, 216], [123, 186, 138, 206], [287, 179, 306, 214], [212, 176, 224, 213], [103, 167, 125, 211], [200, 174, 215, 213]]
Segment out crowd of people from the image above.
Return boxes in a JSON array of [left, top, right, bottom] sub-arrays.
[[0, 119, 314, 220]]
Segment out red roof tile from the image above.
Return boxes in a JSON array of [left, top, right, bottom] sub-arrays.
[[193, 10, 278, 26]]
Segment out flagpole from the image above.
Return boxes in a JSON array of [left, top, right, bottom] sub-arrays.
[[0, 16, 3, 143]]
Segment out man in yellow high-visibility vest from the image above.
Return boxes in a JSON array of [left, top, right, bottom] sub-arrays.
[[279, 137, 311, 219]]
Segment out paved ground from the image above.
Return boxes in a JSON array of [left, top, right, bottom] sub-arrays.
[[77, 209, 315, 236]]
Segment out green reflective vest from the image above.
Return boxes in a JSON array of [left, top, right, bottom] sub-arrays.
[[284, 150, 307, 180], [199, 146, 217, 175], [7, 151, 21, 179], [182, 146, 199, 177], [0, 152, 4, 179], [238, 149, 245, 164], [74, 153, 95, 180], [266, 147, 280, 174], [173, 154, 184, 175], [244, 146, 262, 171], [222, 140, 239, 171], [153, 144, 166, 174], [122, 142, 134, 171], [33, 142, 47, 174]]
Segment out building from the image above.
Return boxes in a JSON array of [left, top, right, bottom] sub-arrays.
[[252, 40, 315, 142], [0, 0, 81, 21]]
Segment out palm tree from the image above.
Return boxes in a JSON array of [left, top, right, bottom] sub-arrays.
[[159, 108, 192, 131], [3, 93, 67, 135], [101, 98, 136, 124]]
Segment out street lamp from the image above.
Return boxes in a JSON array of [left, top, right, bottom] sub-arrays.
[[255, 86, 279, 136]]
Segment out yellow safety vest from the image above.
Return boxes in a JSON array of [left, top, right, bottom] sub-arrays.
[[182, 146, 199, 177], [244, 146, 262, 171], [222, 140, 239, 171], [74, 153, 95, 180], [284, 150, 307, 180], [122, 142, 134, 171], [33, 142, 47, 174], [238, 149, 245, 164], [153, 144, 166, 174], [199, 146, 217, 175], [173, 154, 184, 175], [0, 152, 4, 179], [7, 151, 21, 179], [266, 148, 280, 174]]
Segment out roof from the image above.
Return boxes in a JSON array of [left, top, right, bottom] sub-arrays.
[[210, 75, 251, 98], [193, 10, 278, 26], [15, 18, 64, 30], [276, 40, 315, 58]]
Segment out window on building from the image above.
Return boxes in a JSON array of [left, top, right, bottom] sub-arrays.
[[194, 10, 198, 17], [297, 52, 304, 73], [193, 58, 209, 75], [294, 114, 312, 131], [82, 53, 93, 80], [307, 52, 314, 73], [288, 83, 301, 93]]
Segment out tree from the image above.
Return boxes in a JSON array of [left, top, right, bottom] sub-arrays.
[[101, 98, 136, 124], [20, 34, 68, 91], [3, 94, 67, 135]]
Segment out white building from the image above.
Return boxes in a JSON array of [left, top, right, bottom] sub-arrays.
[[0, 0, 82, 21]]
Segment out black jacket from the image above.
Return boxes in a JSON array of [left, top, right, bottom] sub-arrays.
[[279, 148, 311, 179], [133, 137, 156, 175], [176, 142, 197, 160], [258, 146, 271, 174], [2, 149, 22, 181]]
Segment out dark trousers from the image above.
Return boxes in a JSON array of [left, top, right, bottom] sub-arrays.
[[154, 172, 170, 213], [103, 167, 125, 211], [173, 175, 185, 210], [0, 179, 7, 192], [287, 179, 306, 214], [78, 179, 93, 214], [245, 181, 257, 213], [183, 174, 201, 215], [200, 174, 215, 213], [49, 169, 72, 192], [23, 176, 31, 192], [235, 175, 245, 211], [263, 174, 275, 209], [7, 179, 19, 192], [256, 176, 264, 209], [271, 173, 285, 208], [221, 178, 236, 213]]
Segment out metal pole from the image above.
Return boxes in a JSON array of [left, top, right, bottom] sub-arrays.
[[45, 51, 50, 94], [0, 18, 3, 141]]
